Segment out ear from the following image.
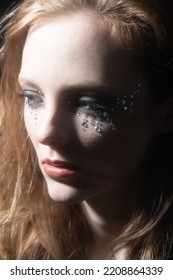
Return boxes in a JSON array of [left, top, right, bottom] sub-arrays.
[[158, 96, 173, 134]]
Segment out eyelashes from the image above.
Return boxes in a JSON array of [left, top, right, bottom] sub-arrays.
[[71, 96, 115, 117], [18, 91, 115, 117], [18, 80, 142, 135], [18, 90, 45, 109], [18, 91, 116, 134]]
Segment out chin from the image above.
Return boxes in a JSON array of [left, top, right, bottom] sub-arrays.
[[45, 179, 87, 204]]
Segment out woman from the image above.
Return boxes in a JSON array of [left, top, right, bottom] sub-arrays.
[[0, 0, 173, 259]]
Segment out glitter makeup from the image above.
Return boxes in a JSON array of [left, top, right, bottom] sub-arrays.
[[78, 77, 143, 135]]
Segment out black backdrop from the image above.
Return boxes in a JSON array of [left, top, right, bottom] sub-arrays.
[[0, 1, 20, 17]]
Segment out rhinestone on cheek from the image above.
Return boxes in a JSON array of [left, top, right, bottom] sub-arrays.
[[113, 78, 143, 115], [77, 77, 143, 134], [81, 113, 88, 130], [94, 119, 102, 134]]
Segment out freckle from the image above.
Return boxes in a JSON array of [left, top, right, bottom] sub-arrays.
[[34, 112, 38, 125]]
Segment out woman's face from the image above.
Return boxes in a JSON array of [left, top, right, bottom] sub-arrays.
[[19, 14, 159, 203]]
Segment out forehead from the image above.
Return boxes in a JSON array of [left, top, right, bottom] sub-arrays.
[[22, 14, 109, 66], [20, 13, 139, 91]]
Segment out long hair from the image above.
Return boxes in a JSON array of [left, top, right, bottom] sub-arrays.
[[0, 0, 173, 259]]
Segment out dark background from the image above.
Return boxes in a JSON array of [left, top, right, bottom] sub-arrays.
[[0, 1, 20, 17], [0, 1, 20, 45]]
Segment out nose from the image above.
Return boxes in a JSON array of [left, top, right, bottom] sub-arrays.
[[37, 105, 71, 147]]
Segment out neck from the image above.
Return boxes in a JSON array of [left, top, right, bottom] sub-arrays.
[[81, 177, 144, 259]]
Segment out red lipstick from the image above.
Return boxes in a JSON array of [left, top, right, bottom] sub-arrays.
[[43, 159, 79, 178]]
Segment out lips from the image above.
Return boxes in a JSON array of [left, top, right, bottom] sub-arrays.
[[42, 159, 79, 178]]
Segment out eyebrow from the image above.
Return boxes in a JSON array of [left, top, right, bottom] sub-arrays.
[[18, 76, 120, 96], [18, 76, 41, 90]]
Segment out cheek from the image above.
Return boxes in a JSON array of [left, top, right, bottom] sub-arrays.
[[74, 110, 156, 174], [73, 112, 117, 147], [24, 101, 40, 122], [24, 104, 41, 146]]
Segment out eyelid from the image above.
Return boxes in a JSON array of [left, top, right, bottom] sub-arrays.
[[17, 89, 44, 101], [78, 96, 111, 107], [77, 95, 115, 108], [22, 89, 44, 96], [78, 96, 98, 102]]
